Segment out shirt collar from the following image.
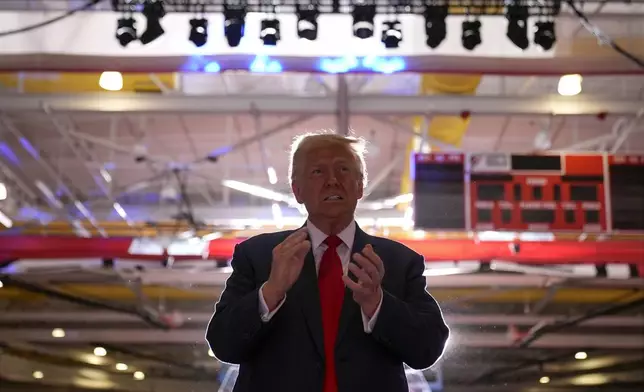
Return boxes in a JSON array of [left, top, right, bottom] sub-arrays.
[[306, 220, 356, 250]]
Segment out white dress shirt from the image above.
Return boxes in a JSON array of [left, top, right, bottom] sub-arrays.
[[258, 220, 383, 333]]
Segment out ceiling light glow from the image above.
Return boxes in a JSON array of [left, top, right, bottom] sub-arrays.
[[52, 328, 65, 338], [99, 71, 124, 91], [558, 74, 582, 96]]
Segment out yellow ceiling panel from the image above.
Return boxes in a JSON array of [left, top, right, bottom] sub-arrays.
[[0, 285, 640, 304], [0, 72, 175, 93]]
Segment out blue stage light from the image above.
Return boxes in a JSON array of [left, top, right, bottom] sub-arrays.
[[250, 55, 283, 73]]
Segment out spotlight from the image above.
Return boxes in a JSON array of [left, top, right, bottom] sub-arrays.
[[224, 6, 246, 47], [116, 17, 137, 47], [352, 5, 376, 39], [424, 5, 448, 49], [461, 20, 482, 51], [296, 4, 319, 41], [189, 18, 208, 47], [381, 21, 402, 49], [140, 0, 165, 45], [534, 21, 556, 50], [506, 3, 529, 50], [260, 19, 280, 46]]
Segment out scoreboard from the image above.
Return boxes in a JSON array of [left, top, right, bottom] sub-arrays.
[[413, 152, 644, 233]]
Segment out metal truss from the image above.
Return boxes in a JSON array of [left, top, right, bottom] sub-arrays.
[[1, 92, 643, 116], [1, 327, 641, 348], [110, 0, 563, 16], [2, 311, 642, 328]]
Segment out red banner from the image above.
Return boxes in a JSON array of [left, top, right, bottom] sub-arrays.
[[1, 236, 644, 269]]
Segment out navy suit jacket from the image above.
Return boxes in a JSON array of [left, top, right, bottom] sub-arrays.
[[206, 225, 449, 392]]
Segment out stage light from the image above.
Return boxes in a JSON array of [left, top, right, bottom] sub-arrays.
[[506, 2, 529, 50], [189, 18, 208, 47], [223, 6, 246, 47], [140, 0, 165, 45], [352, 5, 376, 39], [116, 17, 137, 47], [534, 21, 556, 50], [381, 21, 403, 49], [424, 5, 448, 49], [461, 20, 482, 51], [296, 4, 319, 40], [260, 19, 281, 46]]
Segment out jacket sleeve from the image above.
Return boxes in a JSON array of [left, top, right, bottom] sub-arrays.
[[370, 252, 450, 370], [206, 242, 275, 364]]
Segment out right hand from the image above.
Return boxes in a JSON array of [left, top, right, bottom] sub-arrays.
[[263, 228, 311, 307]]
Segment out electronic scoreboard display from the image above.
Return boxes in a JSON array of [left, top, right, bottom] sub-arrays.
[[413, 152, 644, 233], [608, 155, 644, 231]]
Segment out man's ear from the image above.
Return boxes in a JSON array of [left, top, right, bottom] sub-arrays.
[[292, 182, 304, 204]]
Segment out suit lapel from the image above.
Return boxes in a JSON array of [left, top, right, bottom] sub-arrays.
[[335, 224, 370, 348], [290, 230, 325, 359]]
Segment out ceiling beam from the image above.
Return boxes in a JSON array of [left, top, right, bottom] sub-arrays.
[[0, 329, 641, 348], [1, 92, 643, 116]]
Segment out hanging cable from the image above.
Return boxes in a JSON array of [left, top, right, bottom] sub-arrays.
[[565, 0, 644, 69], [0, 0, 103, 38]]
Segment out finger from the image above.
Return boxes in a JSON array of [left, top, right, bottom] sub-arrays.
[[342, 274, 364, 292], [362, 245, 385, 277], [292, 240, 311, 259], [281, 239, 310, 259], [352, 253, 380, 283], [279, 229, 308, 249], [348, 263, 374, 288]]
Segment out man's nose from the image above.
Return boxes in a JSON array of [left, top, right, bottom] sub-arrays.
[[325, 173, 339, 186]]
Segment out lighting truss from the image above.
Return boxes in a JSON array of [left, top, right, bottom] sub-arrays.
[[111, 0, 563, 17]]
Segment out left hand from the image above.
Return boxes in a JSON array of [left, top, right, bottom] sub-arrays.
[[342, 244, 385, 318]]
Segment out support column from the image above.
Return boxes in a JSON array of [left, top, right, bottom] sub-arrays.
[[336, 74, 349, 135]]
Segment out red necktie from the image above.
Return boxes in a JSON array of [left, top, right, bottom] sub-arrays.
[[318, 235, 345, 392]]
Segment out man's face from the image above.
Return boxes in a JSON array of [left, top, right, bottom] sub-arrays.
[[292, 145, 364, 218]]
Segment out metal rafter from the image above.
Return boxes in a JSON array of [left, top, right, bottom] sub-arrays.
[[0, 329, 641, 348], [0, 115, 104, 235], [2, 311, 641, 328], [2, 93, 641, 116], [45, 113, 132, 225]]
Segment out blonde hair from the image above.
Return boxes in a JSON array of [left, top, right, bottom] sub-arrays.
[[289, 131, 368, 188]]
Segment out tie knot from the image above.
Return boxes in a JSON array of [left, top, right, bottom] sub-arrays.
[[324, 235, 342, 249]]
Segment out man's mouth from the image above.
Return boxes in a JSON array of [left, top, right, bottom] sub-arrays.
[[324, 195, 343, 201]]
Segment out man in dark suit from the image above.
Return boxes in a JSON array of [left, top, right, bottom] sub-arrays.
[[207, 132, 449, 392]]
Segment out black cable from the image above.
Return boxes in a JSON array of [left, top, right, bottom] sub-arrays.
[[565, 0, 644, 69], [0, 274, 171, 330], [518, 292, 644, 348], [0, 0, 103, 38]]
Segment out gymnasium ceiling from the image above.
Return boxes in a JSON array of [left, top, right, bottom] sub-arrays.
[[0, 2, 643, 392]]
